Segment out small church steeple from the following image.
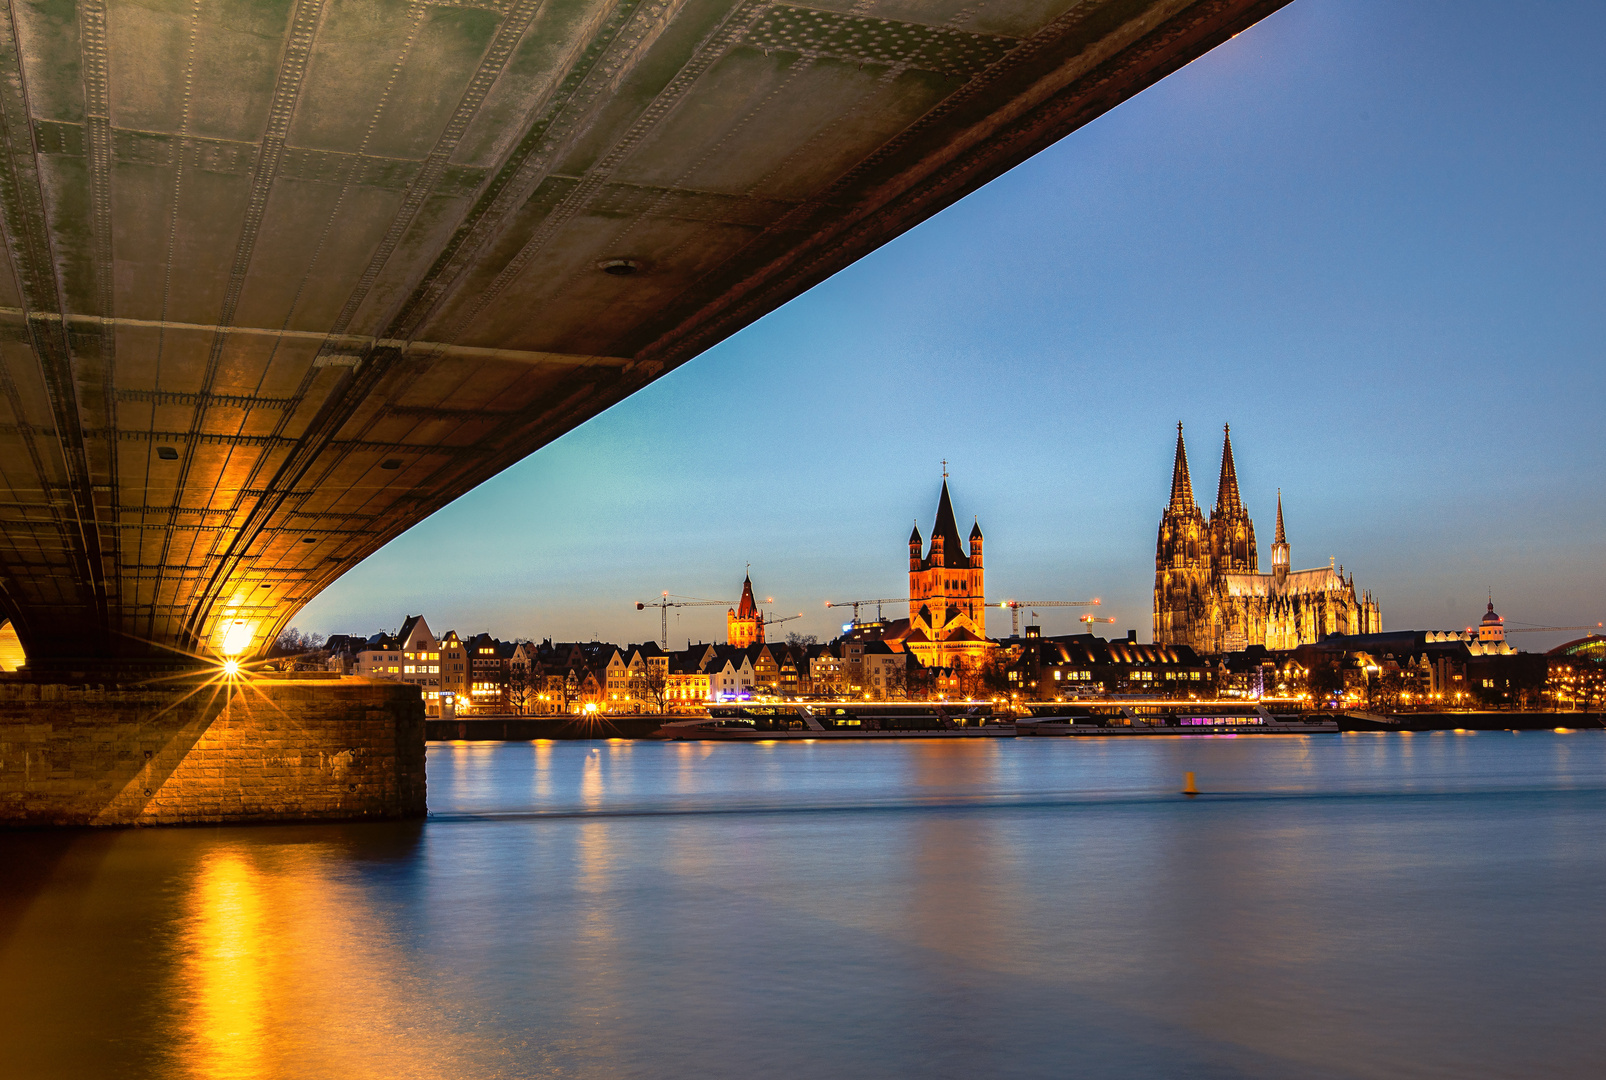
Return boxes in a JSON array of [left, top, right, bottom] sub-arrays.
[[1271, 490, 1289, 584], [727, 572, 764, 647]]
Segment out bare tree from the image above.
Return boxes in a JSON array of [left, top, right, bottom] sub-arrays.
[[640, 662, 669, 714], [272, 627, 325, 657], [786, 632, 819, 648], [883, 659, 910, 700], [507, 662, 536, 715]]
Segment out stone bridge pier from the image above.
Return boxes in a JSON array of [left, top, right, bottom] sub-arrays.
[[0, 675, 425, 826]]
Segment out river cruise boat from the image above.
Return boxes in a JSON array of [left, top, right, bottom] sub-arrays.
[[1015, 698, 1337, 736], [653, 702, 1015, 740]]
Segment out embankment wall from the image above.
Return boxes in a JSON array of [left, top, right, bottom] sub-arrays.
[[0, 676, 425, 826]]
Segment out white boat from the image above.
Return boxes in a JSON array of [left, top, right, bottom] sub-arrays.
[[1015, 699, 1338, 736]]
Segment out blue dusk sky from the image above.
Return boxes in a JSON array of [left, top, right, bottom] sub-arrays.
[[298, 0, 1606, 652]]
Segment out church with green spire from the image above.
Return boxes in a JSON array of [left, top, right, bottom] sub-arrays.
[[1154, 425, 1381, 654]]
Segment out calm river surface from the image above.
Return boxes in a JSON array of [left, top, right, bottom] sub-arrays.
[[4, 732, 1606, 1079]]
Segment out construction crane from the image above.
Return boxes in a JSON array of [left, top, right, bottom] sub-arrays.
[[635, 593, 734, 648], [1503, 623, 1603, 635], [763, 612, 804, 631], [825, 598, 904, 626], [1079, 615, 1118, 630], [997, 598, 1101, 637]]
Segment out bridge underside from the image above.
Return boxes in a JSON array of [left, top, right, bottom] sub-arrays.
[[0, 0, 1288, 669]]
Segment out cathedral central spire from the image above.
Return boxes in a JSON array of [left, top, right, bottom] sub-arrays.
[[1169, 422, 1196, 510], [1271, 490, 1290, 582]]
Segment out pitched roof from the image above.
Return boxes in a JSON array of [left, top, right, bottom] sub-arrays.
[[396, 614, 427, 646], [927, 479, 971, 568], [735, 574, 759, 618]]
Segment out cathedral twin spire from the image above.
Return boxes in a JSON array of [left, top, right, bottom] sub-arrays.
[[1165, 423, 1258, 574]]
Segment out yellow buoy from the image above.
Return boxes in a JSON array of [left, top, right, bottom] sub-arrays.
[[1183, 771, 1198, 797]]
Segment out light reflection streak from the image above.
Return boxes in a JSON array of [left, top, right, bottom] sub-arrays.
[[182, 851, 267, 1080], [174, 842, 494, 1080], [582, 747, 604, 807]]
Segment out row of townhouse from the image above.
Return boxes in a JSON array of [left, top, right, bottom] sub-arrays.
[[331, 616, 533, 716], [331, 614, 956, 714]]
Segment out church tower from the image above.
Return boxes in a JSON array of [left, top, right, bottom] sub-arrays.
[[727, 573, 764, 647], [1154, 424, 1211, 649], [1271, 490, 1290, 586], [907, 474, 988, 666], [1208, 424, 1257, 573]]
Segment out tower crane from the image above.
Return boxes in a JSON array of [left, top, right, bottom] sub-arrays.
[[825, 598, 904, 626], [1079, 615, 1118, 630], [1503, 623, 1603, 635], [997, 598, 1101, 637], [635, 593, 734, 648], [763, 612, 804, 632]]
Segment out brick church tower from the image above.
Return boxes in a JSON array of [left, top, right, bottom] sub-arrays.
[[906, 475, 990, 666], [727, 573, 764, 648]]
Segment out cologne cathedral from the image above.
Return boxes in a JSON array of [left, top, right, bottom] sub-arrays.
[[1154, 425, 1380, 654]]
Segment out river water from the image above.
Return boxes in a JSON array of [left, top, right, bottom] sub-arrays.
[[3, 732, 1604, 1079]]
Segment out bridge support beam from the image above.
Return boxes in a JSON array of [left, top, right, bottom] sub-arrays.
[[0, 677, 425, 826]]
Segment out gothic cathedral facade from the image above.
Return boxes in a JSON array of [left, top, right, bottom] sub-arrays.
[[1154, 425, 1381, 654]]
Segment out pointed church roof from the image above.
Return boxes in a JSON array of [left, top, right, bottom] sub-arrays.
[[1274, 490, 1287, 546], [909, 521, 922, 545], [736, 574, 759, 618], [1169, 423, 1196, 510], [1214, 423, 1244, 516], [969, 518, 983, 541], [928, 479, 971, 568]]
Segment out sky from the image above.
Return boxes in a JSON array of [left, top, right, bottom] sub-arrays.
[[298, 0, 1606, 653]]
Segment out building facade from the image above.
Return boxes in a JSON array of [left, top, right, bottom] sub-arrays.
[[1154, 425, 1381, 654], [904, 478, 992, 668]]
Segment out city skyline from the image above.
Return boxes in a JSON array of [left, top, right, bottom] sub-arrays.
[[297, 0, 1605, 652]]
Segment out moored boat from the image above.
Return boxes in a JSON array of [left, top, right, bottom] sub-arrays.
[[1015, 699, 1338, 736], [653, 702, 1015, 740]]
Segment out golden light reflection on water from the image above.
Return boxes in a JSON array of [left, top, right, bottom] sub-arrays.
[[532, 738, 552, 802], [182, 851, 267, 1080], [173, 842, 492, 1080]]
